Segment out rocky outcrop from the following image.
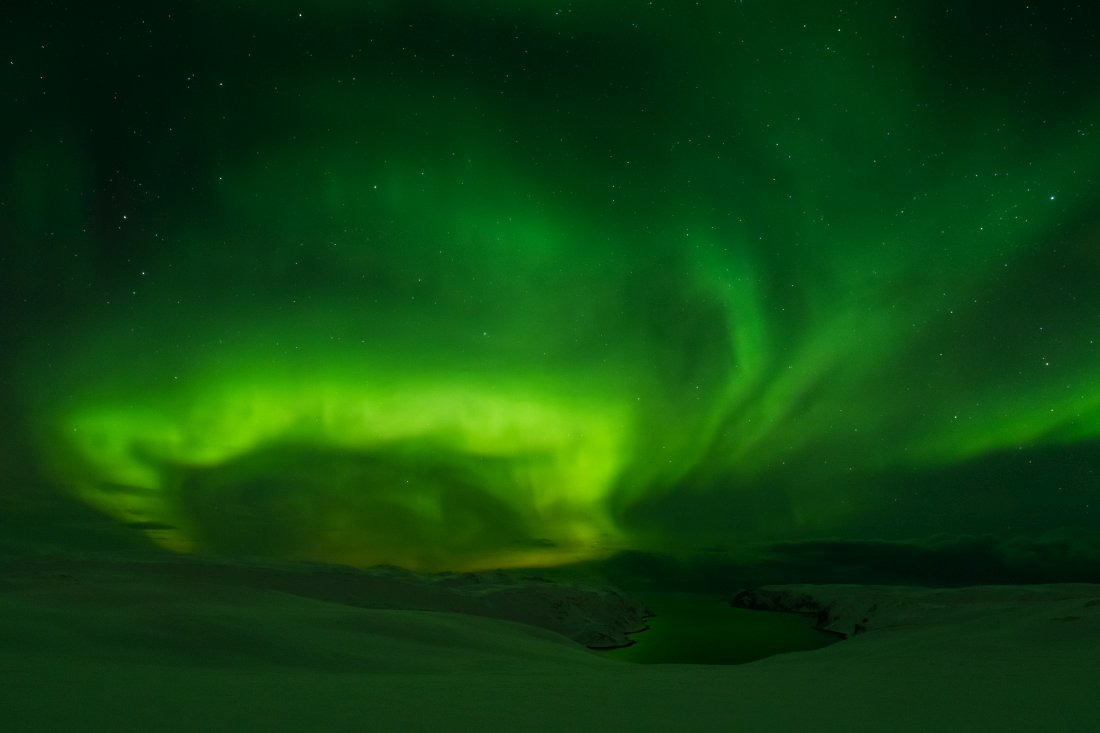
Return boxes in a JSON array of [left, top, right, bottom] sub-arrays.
[[730, 583, 1100, 639], [730, 588, 849, 635]]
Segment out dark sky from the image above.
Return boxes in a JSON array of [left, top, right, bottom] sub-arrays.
[[2, 1, 1099, 575]]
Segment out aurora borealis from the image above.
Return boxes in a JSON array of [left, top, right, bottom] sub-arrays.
[[3, 2, 1099, 572]]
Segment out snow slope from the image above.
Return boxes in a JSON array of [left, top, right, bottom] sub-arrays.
[[3, 554, 1098, 731]]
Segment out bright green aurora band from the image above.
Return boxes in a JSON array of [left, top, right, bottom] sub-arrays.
[[5, 2, 1100, 570]]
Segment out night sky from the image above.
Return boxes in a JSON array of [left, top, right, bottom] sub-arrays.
[[3, 2, 1099, 576]]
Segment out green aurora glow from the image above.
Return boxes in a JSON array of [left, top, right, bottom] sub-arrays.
[[3, 2, 1099, 569]]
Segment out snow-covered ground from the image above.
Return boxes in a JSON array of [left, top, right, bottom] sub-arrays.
[[3, 554, 1098, 731]]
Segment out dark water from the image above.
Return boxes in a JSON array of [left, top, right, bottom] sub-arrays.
[[601, 593, 840, 665]]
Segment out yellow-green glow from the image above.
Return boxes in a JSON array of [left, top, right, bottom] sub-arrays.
[[50, 373, 634, 570]]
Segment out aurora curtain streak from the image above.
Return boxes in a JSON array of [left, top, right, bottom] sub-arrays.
[[4, 1, 1099, 569]]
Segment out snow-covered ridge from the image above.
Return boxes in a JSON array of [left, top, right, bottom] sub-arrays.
[[0, 554, 651, 649]]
